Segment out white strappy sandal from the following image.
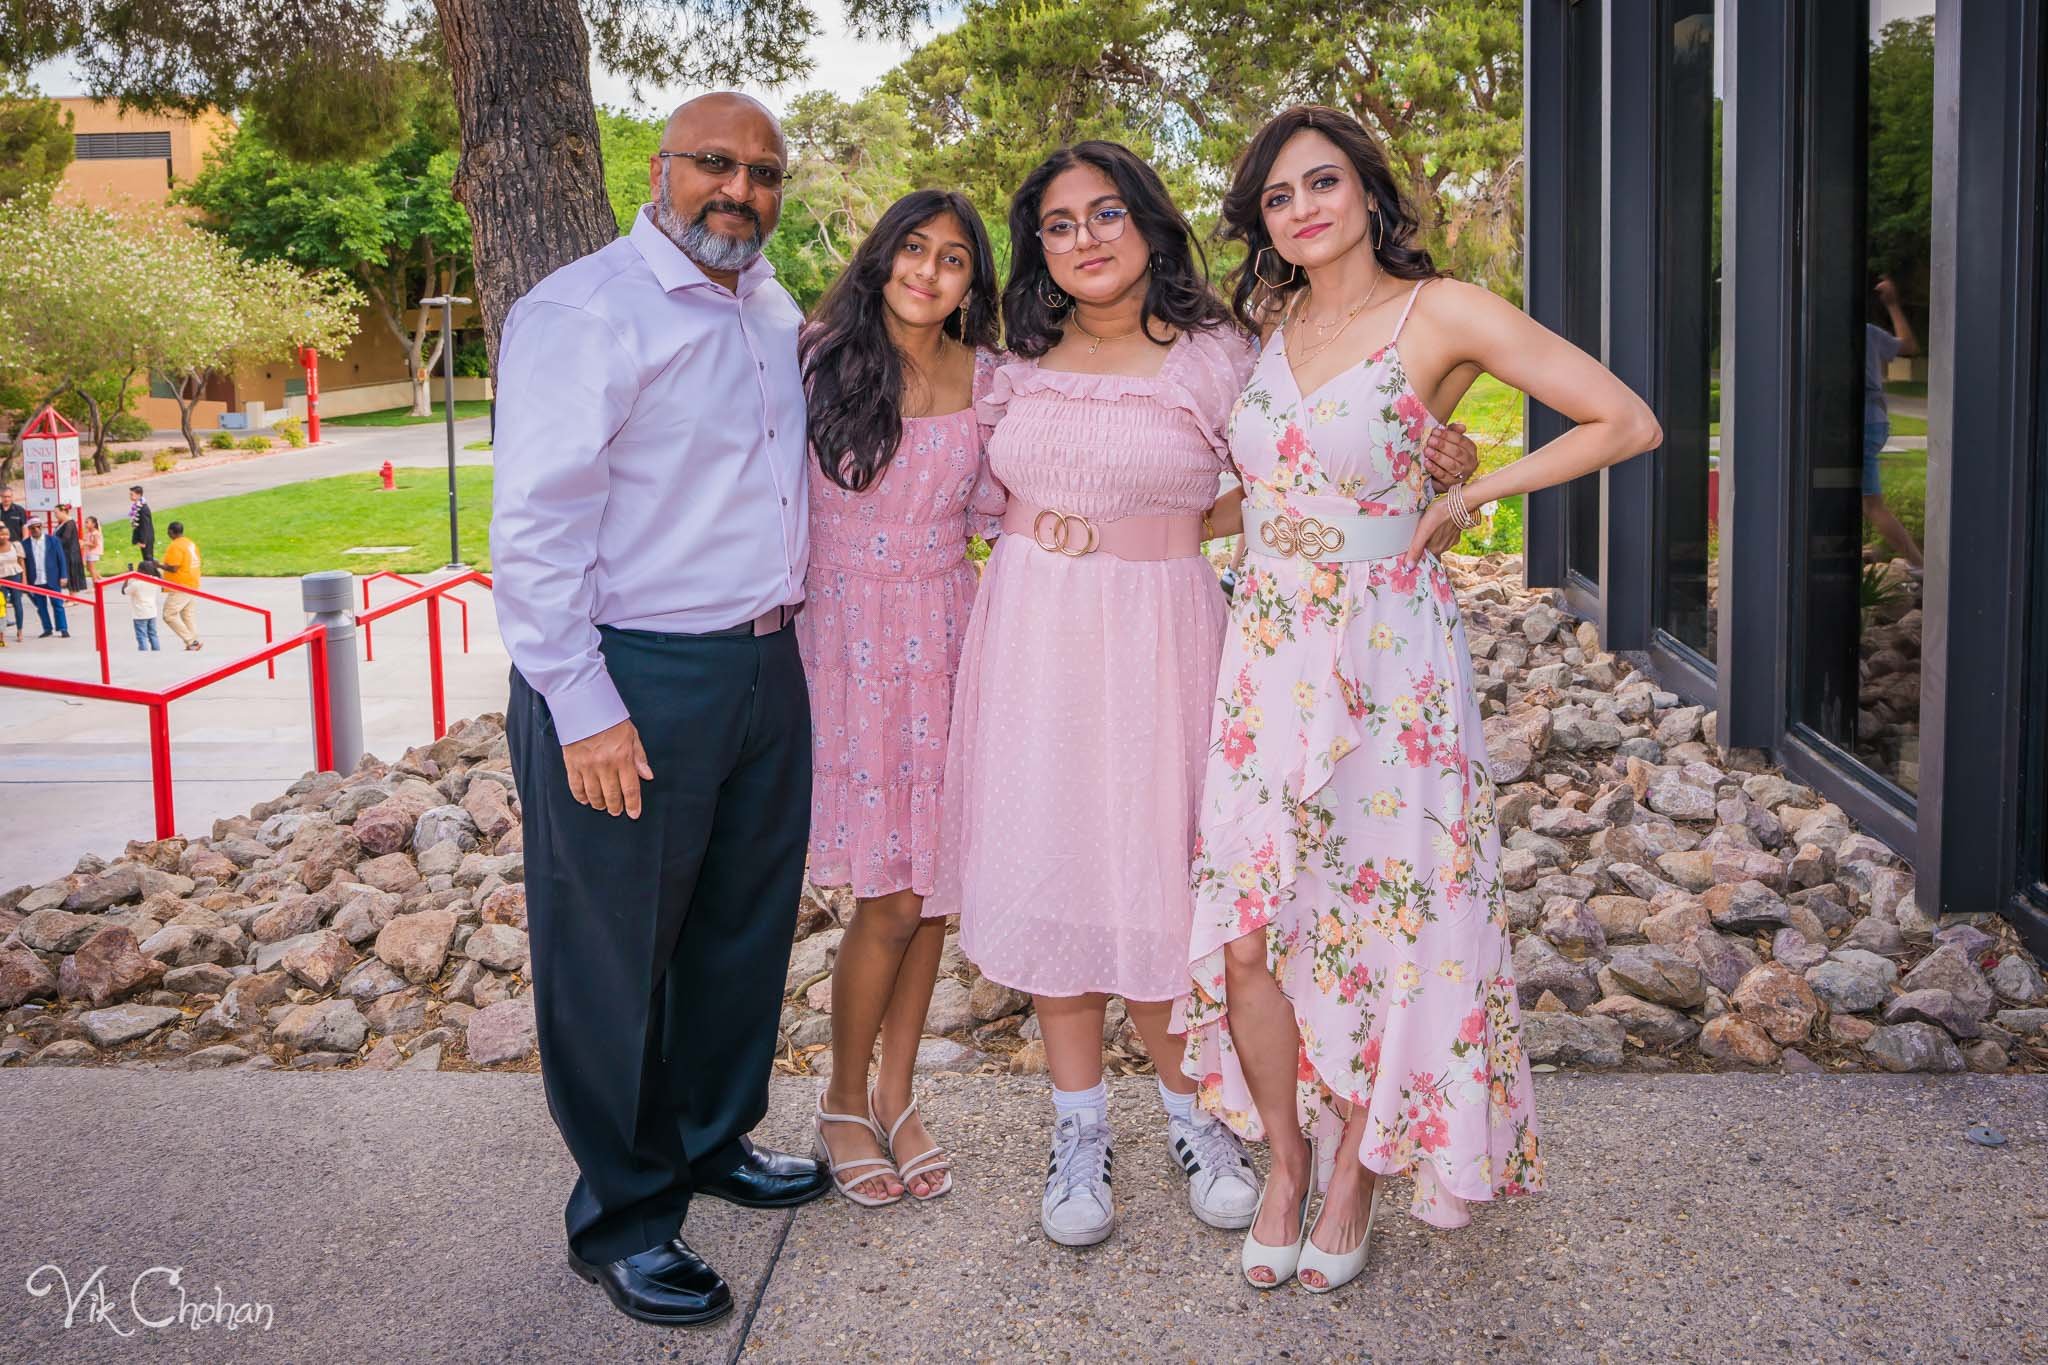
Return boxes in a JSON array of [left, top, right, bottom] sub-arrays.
[[871, 1087, 953, 1201], [813, 1095, 903, 1208]]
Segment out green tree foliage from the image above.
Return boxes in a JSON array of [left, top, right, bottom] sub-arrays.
[[1866, 16, 1933, 301], [884, 0, 1522, 298], [0, 74, 74, 205], [179, 83, 472, 414], [596, 106, 664, 235]]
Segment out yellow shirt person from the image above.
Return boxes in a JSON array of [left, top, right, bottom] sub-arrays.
[[158, 524, 203, 650]]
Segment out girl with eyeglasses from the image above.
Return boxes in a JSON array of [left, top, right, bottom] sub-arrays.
[[796, 190, 1005, 1208], [927, 141, 1481, 1250]]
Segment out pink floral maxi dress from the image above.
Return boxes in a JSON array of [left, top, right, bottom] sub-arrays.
[[798, 349, 1005, 898], [929, 328, 1256, 1000], [1181, 286, 1543, 1227]]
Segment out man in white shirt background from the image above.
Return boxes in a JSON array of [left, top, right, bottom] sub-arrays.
[[491, 91, 823, 1330]]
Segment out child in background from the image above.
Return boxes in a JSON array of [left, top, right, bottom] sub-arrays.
[[127, 559, 163, 651], [82, 515, 104, 580]]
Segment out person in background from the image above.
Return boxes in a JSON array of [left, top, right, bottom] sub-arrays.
[[0, 486, 27, 545], [129, 486, 156, 561], [21, 520, 70, 638], [54, 504, 84, 592], [82, 514, 104, 581], [159, 520, 203, 651], [0, 526, 22, 645], [1863, 275, 1922, 572], [126, 557, 164, 650]]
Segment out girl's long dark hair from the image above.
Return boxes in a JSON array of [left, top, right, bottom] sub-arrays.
[[801, 190, 1001, 492], [1002, 141, 1232, 359], [1220, 105, 1445, 333]]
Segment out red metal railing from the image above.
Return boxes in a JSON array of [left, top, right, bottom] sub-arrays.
[[355, 569, 493, 740], [360, 570, 472, 662], [92, 572, 275, 685], [0, 626, 332, 839]]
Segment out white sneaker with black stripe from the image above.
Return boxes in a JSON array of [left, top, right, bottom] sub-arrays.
[[1041, 1109, 1116, 1247], [1170, 1111, 1260, 1230]]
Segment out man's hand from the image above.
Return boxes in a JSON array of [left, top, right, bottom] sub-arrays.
[[1424, 421, 1479, 490], [563, 718, 654, 819]]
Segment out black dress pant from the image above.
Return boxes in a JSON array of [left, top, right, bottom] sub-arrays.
[[508, 623, 810, 1264]]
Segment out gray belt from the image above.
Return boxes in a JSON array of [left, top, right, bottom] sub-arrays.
[[1243, 505, 1422, 563]]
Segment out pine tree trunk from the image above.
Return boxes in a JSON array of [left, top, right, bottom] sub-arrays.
[[435, 0, 617, 369]]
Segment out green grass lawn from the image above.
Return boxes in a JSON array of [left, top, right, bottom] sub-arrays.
[[463, 439, 494, 451], [1447, 373, 1527, 555], [1875, 451, 1926, 546], [324, 400, 493, 429], [161, 467, 494, 576]]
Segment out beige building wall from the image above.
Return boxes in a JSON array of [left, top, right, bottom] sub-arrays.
[[49, 98, 424, 432]]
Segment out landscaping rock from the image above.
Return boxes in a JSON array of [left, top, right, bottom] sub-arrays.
[[1696, 1015, 1779, 1066], [1899, 945, 1995, 1021], [1519, 1011, 1625, 1067], [1729, 962, 1820, 1045], [464, 923, 529, 972], [1587, 995, 1699, 1050], [279, 931, 357, 991], [57, 926, 167, 1006], [1604, 945, 1708, 1010], [0, 947, 57, 1008], [274, 999, 368, 1054], [1864, 1022, 1964, 1073], [78, 1003, 183, 1047], [19, 909, 104, 954], [465, 999, 537, 1064], [375, 909, 457, 984]]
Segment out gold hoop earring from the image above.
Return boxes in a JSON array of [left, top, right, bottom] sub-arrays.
[[1038, 279, 1069, 310], [1253, 245, 1300, 291], [1371, 209, 1384, 253]]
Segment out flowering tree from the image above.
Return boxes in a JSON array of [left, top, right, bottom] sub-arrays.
[[145, 228, 364, 459], [0, 197, 361, 469], [0, 195, 153, 472]]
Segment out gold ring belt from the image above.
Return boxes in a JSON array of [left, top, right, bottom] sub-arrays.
[[1032, 508, 1099, 557], [1257, 512, 1348, 559]]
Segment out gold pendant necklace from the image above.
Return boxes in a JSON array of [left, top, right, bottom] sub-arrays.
[[1072, 314, 1145, 356], [1291, 270, 1388, 368]]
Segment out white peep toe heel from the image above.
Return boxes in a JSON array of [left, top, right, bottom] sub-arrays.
[[1239, 1145, 1315, 1289], [1296, 1178, 1379, 1294]]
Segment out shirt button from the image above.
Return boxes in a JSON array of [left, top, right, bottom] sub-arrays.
[[769, 429, 777, 438], [781, 497, 789, 506]]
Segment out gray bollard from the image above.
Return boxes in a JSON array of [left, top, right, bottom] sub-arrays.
[[302, 570, 365, 774]]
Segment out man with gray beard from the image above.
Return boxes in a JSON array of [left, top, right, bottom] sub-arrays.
[[491, 92, 824, 1329]]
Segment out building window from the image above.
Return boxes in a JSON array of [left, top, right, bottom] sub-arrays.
[[73, 131, 173, 160], [1790, 0, 1937, 800], [1655, 0, 1720, 661], [1562, 0, 1603, 590]]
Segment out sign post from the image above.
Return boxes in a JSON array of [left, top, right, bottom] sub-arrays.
[[418, 294, 472, 570], [299, 346, 322, 444], [20, 406, 82, 517]]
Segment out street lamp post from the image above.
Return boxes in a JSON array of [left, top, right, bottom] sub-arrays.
[[419, 293, 472, 570]]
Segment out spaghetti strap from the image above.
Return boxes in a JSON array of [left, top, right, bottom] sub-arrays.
[[1389, 278, 1432, 344]]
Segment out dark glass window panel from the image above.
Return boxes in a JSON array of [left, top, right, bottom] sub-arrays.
[[1657, 2, 1719, 658], [1563, 0, 1604, 586], [1792, 0, 1936, 798]]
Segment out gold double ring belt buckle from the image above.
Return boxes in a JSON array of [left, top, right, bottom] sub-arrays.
[[1259, 512, 1347, 559], [1033, 508, 1099, 557]]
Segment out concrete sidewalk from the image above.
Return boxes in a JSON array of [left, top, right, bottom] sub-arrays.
[[0, 576, 509, 887], [2, 1071, 2041, 1363]]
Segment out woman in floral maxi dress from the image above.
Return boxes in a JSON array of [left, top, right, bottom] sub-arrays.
[[1183, 105, 1662, 1293]]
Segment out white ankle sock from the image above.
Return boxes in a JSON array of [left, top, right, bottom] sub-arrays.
[[1052, 1081, 1108, 1121], [1157, 1077, 1197, 1124]]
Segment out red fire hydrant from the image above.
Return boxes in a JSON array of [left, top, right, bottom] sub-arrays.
[[379, 461, 395, 491]]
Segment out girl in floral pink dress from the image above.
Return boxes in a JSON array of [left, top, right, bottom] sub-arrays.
[[799, 190, 1004, 1208], [1187, 106, 1661, 1294]]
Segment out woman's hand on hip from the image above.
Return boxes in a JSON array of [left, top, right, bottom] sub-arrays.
[[1424, 421, 1478, 490]]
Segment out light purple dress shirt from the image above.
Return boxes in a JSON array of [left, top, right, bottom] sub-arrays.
[[490, 207, 809, 745]]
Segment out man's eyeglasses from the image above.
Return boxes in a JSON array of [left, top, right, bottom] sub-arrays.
[[1038, 206, 1130, 254], [657, 150, 788, 191]]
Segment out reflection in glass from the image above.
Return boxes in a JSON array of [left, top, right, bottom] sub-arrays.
[[1795, 0, 1934, 797], [1658, 2, 1718, 658]]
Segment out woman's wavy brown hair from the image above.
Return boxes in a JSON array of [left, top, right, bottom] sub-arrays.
[[1220, 104, 1444, 333]]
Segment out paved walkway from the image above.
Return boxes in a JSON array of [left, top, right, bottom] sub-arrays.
[[79, 417, 493, 541], [2, 1071, 2041, 1362], [0, 575, 509, 887]]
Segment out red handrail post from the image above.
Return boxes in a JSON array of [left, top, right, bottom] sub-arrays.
[[361, 576, 374, 662], [308, 627, 335, 773], [93, 578, 111, 685], [147, 701, 175, 839], [425, 592, 446, 739]]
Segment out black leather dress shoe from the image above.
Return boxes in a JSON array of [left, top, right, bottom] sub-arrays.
[[697, 1136, 830, 1209], [566, 1240, 732, 1327]]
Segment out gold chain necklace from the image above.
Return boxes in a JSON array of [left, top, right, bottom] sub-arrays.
[[1071, 313, 1146, 356], [1289, 270, 1387, 369]]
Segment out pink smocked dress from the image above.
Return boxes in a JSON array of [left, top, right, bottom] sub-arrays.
[[928, 326, 1256, 1001], [798, 348, 1005, 898], [1181, 283, 1543, 1227]]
